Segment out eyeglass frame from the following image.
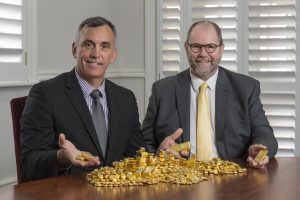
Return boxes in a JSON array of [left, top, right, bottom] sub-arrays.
[[186, 42, 222, 53]]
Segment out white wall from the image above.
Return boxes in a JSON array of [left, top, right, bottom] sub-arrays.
[[0, 0, 147, 186], [37, 0, 145, 115]]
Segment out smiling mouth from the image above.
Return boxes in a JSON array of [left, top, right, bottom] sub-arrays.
[[86, 60, 103, 66], [196, 60, 210, 63]]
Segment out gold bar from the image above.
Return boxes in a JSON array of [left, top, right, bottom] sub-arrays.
[[254, 149, 268, 163], [170, 142, 191, 152]]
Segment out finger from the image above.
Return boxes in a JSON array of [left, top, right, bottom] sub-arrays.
[[83, 158, 101, 167], [247, 155, 268, 169], [257, 144, 267, 149], [247, 156, 257, 167], [159, 140, 175, 150], [258, 156, 269, 166], [170, 128, 183, 140], [73, 156, 100, 167], [249, 144, 267, 156], [58, 133, 66, 147], [84, 157, 100, 166], [92, 157, 101, 166], [159, 137, 177, 150], [166, 148, 180, 158], [251, 144, 267, 151], [255, 163, 266, 169], [163, 139, 176, 147], [180, 150, 190, 158]]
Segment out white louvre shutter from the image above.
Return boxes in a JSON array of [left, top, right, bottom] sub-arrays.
[[248, 0, 296, 156], [191, 0, 238, 72], [0, 0, 28, 83], [158, 0, 238, 77], [158, 0, 183, 78]]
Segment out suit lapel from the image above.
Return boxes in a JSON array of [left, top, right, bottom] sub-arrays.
[[64, 69, 104, 158], [176, 69, 191, 142], [104, 80, 120, 164], [215, 67, 230, 158]]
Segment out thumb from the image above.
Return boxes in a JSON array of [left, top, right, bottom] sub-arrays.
[[58, 133, 66, 147], [170, 128, 183, 140]]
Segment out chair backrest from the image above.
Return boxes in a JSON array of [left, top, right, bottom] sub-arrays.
[[10, 96, 27, 184]]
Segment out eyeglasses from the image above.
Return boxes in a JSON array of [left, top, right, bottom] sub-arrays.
[[187, 43, 222, 53]]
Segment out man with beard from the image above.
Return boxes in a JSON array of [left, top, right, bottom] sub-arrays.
[[141, 20, 277, 168], [21, 16, 145, 181]]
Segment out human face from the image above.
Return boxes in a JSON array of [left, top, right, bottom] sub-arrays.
[[185, 23, 224, 81], [72, 25, 117, 87]]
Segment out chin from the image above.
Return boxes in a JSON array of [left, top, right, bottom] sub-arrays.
[[88, 66, 106, 74], [90, 72, 105, 78]]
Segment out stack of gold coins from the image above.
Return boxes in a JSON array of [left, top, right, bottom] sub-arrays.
[[86, 146, 247, 187]]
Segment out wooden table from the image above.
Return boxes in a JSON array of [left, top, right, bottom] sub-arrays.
[[1, 157, 299, 200]]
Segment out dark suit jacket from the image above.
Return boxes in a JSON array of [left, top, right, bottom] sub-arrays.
[[20, 69, 145, 181], [142, 67, 278, 159]]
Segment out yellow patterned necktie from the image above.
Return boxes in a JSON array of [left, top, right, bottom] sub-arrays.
[[196, 82, 213, 161]]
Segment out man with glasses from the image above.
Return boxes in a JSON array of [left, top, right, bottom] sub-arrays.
[[141, 20, 277, 168]]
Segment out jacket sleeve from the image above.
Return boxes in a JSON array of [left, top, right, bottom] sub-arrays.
[[124, 91, 147, 156], [141, 84, 160, 153], [20, 83, 66, 181], [248, 81, 278, 158]]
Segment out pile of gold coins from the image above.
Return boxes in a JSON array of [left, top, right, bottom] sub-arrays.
[[86, 144, 247, 187], [76, 151, 95, 161]]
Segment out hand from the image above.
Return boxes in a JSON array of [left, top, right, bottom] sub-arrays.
[[57, 133, 100, 168], [159, 128, 189, 158], [246, 144, 269, 168]]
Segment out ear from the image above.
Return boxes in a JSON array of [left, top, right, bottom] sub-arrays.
[[220, 43, 225, 55], [72, 42, 77, 58], [184, 42, 189, 51], [110, 48, 118, 64], [184, 42, 190, 56]]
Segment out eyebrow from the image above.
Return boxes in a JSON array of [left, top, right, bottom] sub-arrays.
[[82, 39, 112, 46], [101, 41, 112, 46], [82, 39, 95, 44]]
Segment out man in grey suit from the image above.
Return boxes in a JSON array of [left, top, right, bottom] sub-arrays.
[[142, 20, 277, 168], [21, 16, 145, 181]]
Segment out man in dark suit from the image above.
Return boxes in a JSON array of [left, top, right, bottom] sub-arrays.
[[20, 16, 145, 181], [142, 20, 277, 168]]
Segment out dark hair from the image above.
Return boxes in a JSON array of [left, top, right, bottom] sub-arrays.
[[186, 20, 223, 44], [75, 16, 117, 43]]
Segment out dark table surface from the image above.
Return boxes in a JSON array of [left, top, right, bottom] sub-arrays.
[[1, 157, 299, 200]]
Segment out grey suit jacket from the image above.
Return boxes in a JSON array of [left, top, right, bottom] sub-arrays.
[[20, 68, 145, 181], [142, 67, 278, 159]]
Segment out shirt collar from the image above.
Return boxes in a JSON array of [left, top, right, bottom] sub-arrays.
[[75, 69, 106, 97], [190, 68, 218, 93]]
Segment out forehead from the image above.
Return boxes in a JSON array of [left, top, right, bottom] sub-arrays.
[[189, 23, 219, 43], [79, 25, 115, 43]]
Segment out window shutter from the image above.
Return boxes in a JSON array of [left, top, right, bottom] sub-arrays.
[[191, 0, 238, 72], [158, 0, 183, 78], [158, 0, 239, 77], [248, 0, 296, 156], [0, 0, 23, 62], [0, 0, 27, 82]]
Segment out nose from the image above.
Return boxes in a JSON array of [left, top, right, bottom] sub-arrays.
[[197, 46, 208, 57], [91, 45, 101, 58]]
